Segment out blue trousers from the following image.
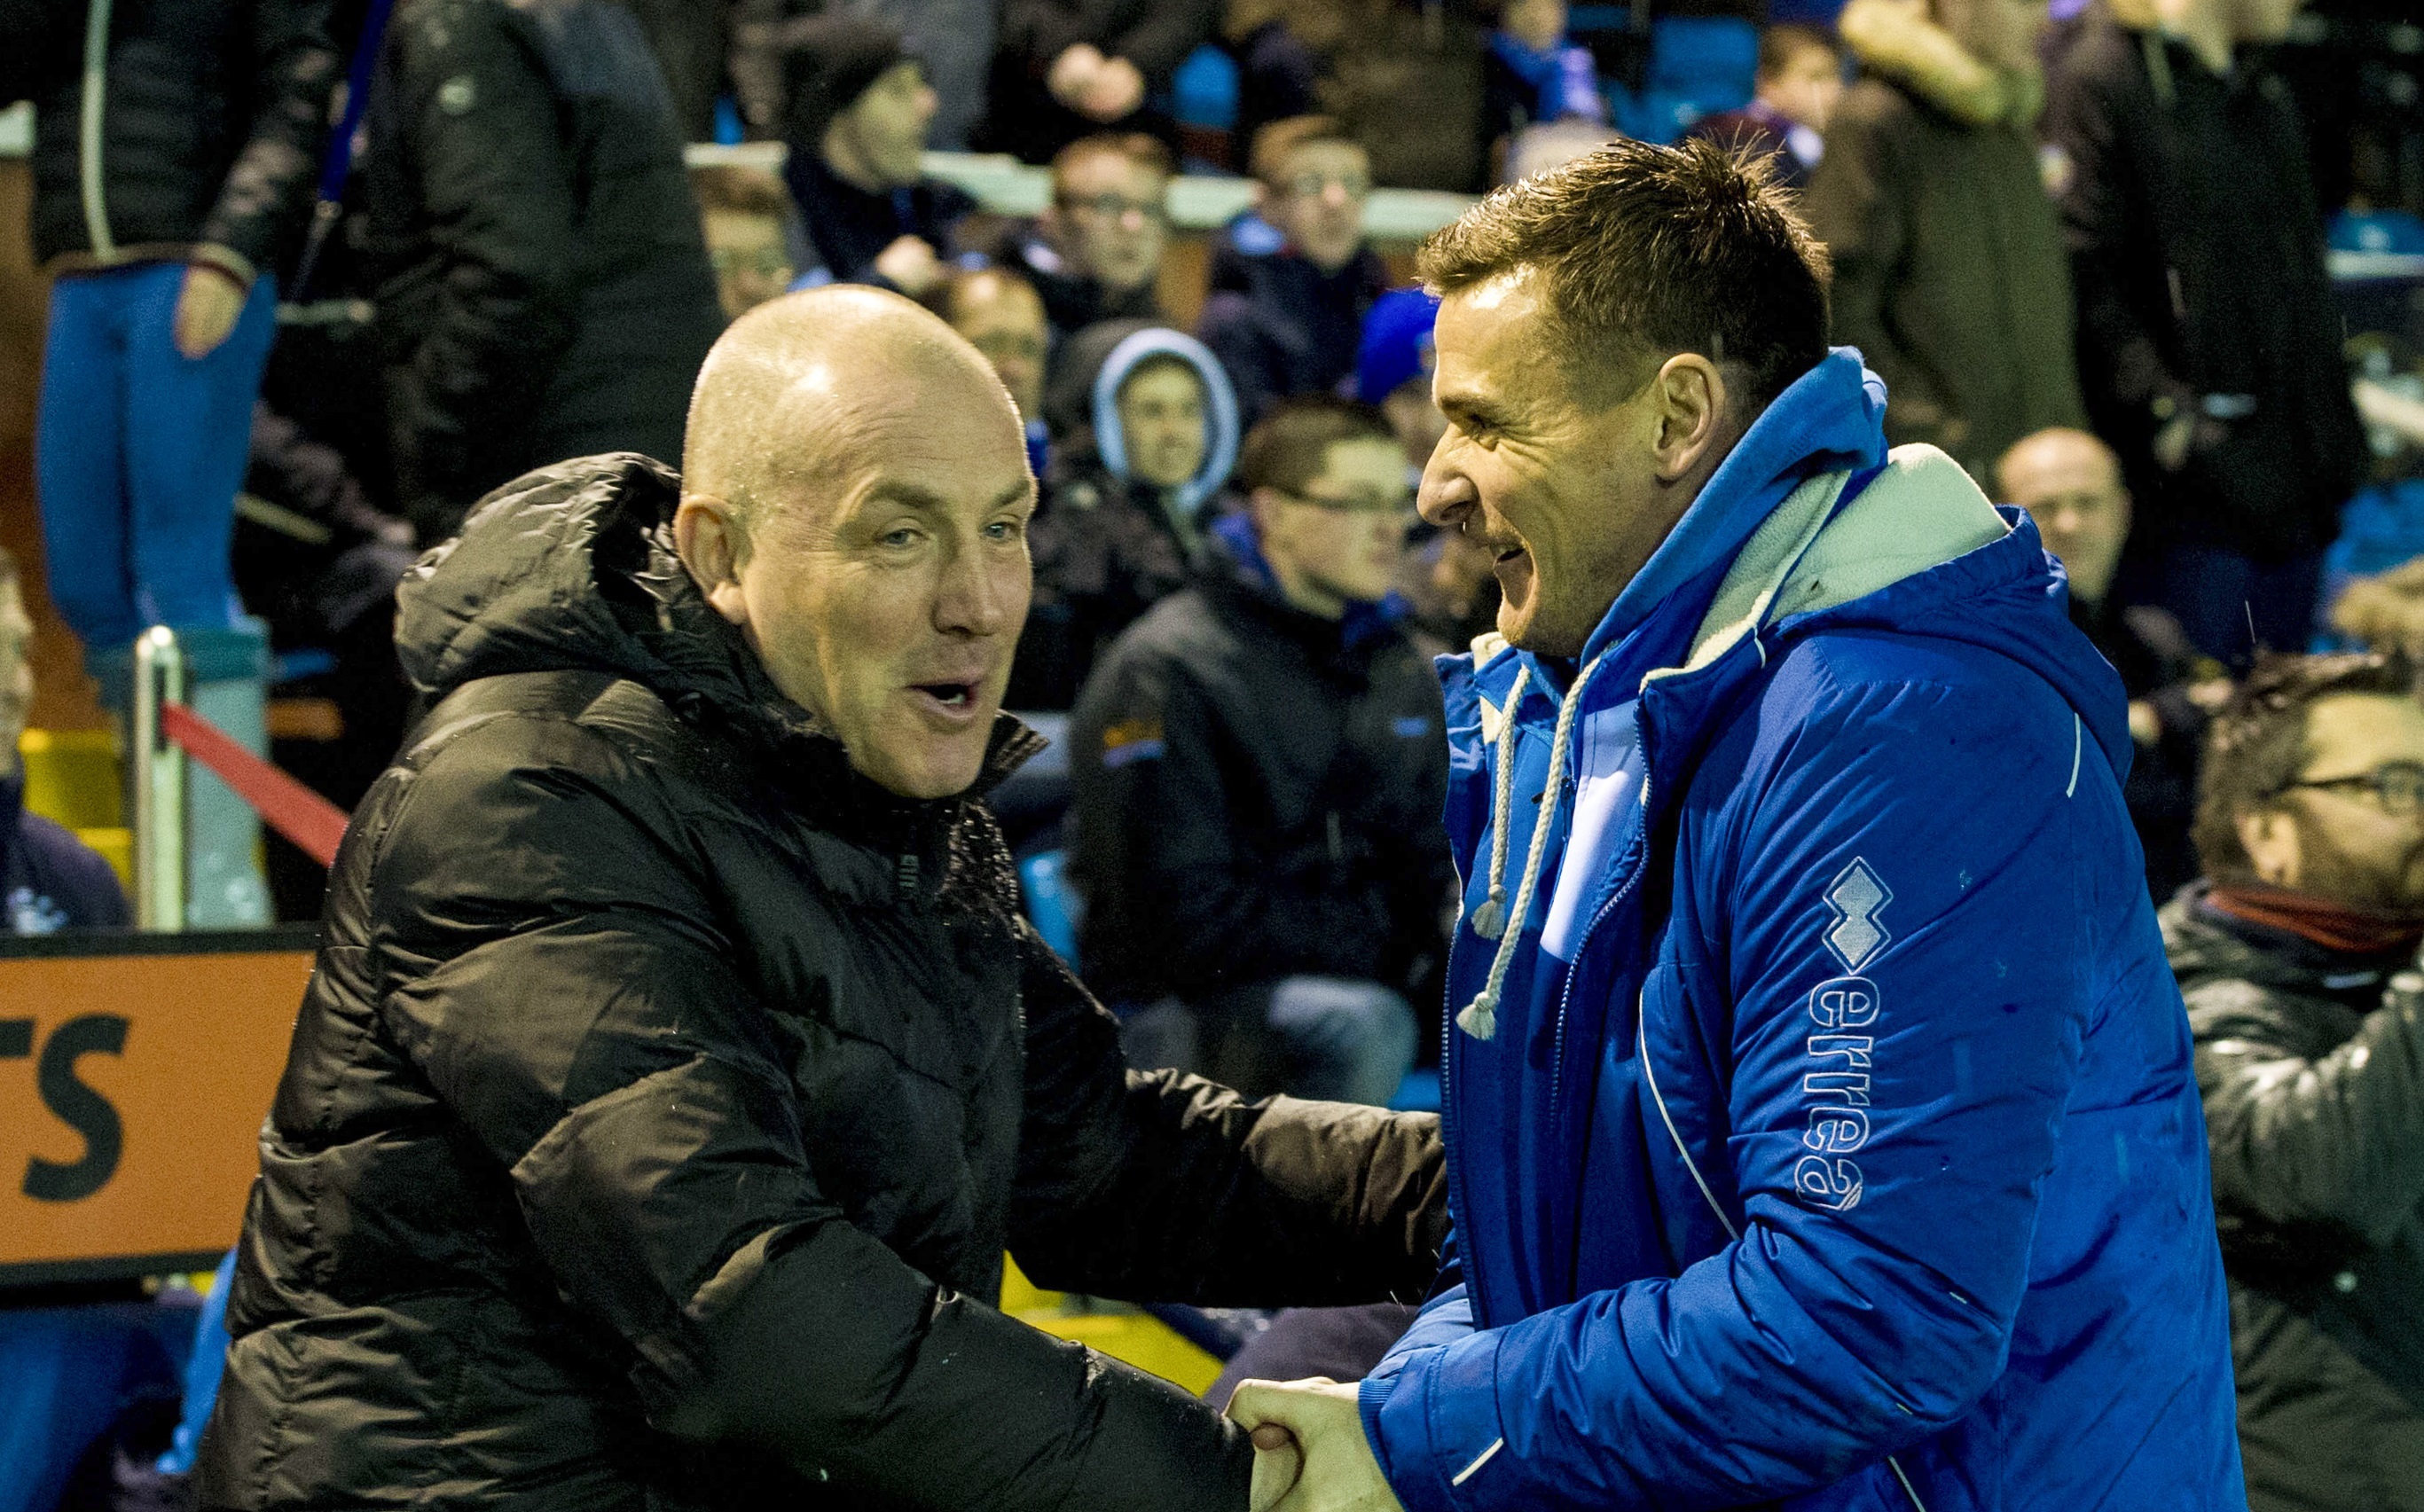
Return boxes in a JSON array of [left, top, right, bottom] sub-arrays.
[[36, 262, 278, 657], [1121, 975, 1419, 1106]]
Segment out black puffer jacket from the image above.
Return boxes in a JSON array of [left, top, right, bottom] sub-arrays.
[[1071, 528, 1452, 1013], [195, 453, 1447, 1512], [5, 0, 339, 276], [2164, 891, 2424, 1511], [360, 0, 726, 540]]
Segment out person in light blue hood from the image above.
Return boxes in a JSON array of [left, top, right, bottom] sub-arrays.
[[1012, 321, 1242, 709], [1225, 137, 2243, 1512]]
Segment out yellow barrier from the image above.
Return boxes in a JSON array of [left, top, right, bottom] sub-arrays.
[[1000, 1255, 1224, 1396]]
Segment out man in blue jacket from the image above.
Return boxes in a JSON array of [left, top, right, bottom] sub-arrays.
[[1227, 138, 2243, 1512]]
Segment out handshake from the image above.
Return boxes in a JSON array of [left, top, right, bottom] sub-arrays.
[[1225, 1376, 1408, 1512]]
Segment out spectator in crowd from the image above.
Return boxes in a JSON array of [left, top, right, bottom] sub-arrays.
[[2000, 427, 2223, 897], [1804, 0, 2086, 484], [1684, 23, 1845, 192], [781, 17, 974, 299], [928, 268, 1055, 475], [1198, 117, 1391, 427], [1013, 321, 1241, 709], [195, 286, 1447, 1512], [2046, 0, 2365, 670], [1220, 0, 1345, 160], [986, 0, 1220, 163], [692, 163, 798, 320], [237, 404, 420, 816], [2167, 650, 2424, 1511], [1227, 137, 2240, 1512], [4, 0, 336, 670], [362, 0, 726, 543], [1071, 397, 1447, 1104], [0, 550, 130, 935], [732, 0, 996, 151], [994, 133, 1174, 349], [1357, 287, 1446, 473], [1481, 0, 1607, 176]]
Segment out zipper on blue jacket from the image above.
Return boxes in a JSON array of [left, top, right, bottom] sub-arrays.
[[1549, 701, 1652, 1124]]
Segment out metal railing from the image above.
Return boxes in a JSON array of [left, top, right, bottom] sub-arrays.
[[131, 626, 187, 930]]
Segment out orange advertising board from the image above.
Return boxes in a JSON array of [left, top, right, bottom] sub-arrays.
[[0, 929, 316, 1285]]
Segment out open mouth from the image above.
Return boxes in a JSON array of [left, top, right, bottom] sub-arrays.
[[911, 681, 979, 714]]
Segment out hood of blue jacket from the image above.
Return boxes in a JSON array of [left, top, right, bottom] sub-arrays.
[[1086, 325, 1242, 517]]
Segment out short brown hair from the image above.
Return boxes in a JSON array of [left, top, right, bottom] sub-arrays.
[[1051, 132, 1174, 195], [1250, 115, 1363, 191], [1237, 396, 1396, 497], [1416, 136, 1831, 407], [690, 163, 794, 219], [2193, 651, 2420, 881], [1758, 23, 1840, 79]]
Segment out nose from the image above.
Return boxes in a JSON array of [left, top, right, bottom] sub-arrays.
[[1419, 448, 1476, 530], [1119, 207, 1147, 232], [935, 533, 1016, 638], [1322, 182, 1349, 210]]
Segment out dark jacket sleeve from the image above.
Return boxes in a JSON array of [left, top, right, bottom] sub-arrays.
[[0, 0, 70, 106], [2044, 42, 2185, 421], [997, 0, 1098, 79], [1009, 921, 1447, 1304], [201, 0, 341, 277], [373, 716, 1253, 1512], [382, 3, 583, 505], [1075, 642, 1406, 991], [1108, 0, 1219, 82], [1804, 89, 1951, 449], [2189, 978, 2424, 1252]]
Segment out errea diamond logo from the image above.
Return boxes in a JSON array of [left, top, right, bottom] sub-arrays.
[[1824, 858, 1892, 973]]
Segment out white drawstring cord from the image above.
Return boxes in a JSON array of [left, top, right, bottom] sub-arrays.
[[1467, 666, 1531, 941], [1457, 653, 1608, 1041]]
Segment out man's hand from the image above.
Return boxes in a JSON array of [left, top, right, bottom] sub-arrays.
[[174, 262, 247, 359], [1226, 1378, 1406, 1512], [873, 235, 945, 298], [1047, 43, 1108, 108], [1047, 42, 1143, 121], [1083, 56, 1144, 121]]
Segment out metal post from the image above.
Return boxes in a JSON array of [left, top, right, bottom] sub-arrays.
[[132, 627, 187, 931]]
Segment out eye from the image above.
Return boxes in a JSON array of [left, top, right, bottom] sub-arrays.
[[983, 518, 1023, 542], [880, 525, 922, 549]]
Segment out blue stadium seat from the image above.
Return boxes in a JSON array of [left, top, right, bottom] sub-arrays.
[[1604, 16, 1759, 143]]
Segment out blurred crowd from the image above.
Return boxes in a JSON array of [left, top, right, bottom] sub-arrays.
[[0, 0, 2418, 1030]]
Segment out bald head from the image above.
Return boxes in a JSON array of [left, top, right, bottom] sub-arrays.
[[685, 285, 1024, 536], [1996, 427, 2130, 605]]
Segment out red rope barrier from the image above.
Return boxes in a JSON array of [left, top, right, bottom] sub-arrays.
[[158, 702, 350, 867]]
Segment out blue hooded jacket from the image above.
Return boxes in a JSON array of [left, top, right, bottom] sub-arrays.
[[1359, 351, 2244, 1510]]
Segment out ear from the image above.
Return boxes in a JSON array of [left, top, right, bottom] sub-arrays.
[[674, 496, 753, 628], [2236, 806, 2302, 888], [1650, 353, 1731, 482]]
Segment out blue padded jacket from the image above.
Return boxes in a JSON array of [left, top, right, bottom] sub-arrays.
[[1358, 352, 2245, 1511]]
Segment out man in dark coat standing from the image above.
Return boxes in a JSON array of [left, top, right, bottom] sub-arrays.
[[1803, 0, 2087, 485], [2044, 0, 2365, 670], [361, 0, 727, 543], [195, 286, 1443, 1512]]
